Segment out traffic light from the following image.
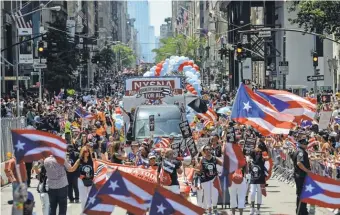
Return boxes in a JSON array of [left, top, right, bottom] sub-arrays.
[[38, 41, 44, 57], [313, 52, 318, 67], [236, 43, 245, 61], [91, 55, 100, 64]]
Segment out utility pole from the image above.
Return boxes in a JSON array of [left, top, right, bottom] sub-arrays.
[[313, 52, 318, 95], [282, 33, 286, 90]]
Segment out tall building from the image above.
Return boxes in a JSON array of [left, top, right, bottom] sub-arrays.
[[148, 26, 156, 62], [127, 0, 153, 63]]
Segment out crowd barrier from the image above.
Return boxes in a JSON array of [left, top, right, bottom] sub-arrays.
[[0, 117, 27, 186], [270, 148, 340, 184]]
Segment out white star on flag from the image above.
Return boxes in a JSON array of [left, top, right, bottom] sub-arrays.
[[243, 101, 252, 112], [305, 184, 315, 193], [15, 140, 25, 151], [88, 196, 96, 205], [157, 203, 166, 214], [108, 180, 119, 192]]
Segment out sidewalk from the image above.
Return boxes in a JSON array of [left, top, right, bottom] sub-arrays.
[[0, 178, 335, 215]]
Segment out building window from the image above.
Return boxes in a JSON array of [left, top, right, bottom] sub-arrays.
[[99, 17, 104, 28]]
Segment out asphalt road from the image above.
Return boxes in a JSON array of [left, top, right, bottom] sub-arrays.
[[1, 178, 335, 215]]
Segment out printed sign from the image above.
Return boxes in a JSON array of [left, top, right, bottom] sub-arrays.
[[186, 138, 198, 157], [196, 138, 210, 152], [125, 77, 183, 99], [149, 115, 155, 132], [18, 28, 33, 64], [171, 141, 182, 158], [244, 138, 256, 155], [226, 127, 236, 143], [179, 120, 192, 139]]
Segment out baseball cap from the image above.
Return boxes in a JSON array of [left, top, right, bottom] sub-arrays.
[[148, 153, 156, 159]]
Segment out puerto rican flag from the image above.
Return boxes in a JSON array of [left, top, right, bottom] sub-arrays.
[[300, 173, 340, 209], [307, 137, 318, 150], [257, 89, 317, 123], [85, 169, 154, 215], [11, 130, 67, 165], [196, 108, 218, 122], [232, 84, 295, 136], [75, 107, 95, 119], [149, 185, 205, 215], [154, 137, 170, 148]]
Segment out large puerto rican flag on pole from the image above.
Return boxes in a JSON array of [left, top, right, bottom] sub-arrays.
[[11, 130, 67, 165], [256, 89, 317, 123], [300, 173, 340, 209], [231, 83, 295, 136]]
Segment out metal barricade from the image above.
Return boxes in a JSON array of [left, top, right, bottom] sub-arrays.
[[270, 148, 340, 187], [0, 117, 27, 162]]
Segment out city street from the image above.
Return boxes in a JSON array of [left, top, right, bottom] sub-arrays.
[[1, 178, 334, 215]]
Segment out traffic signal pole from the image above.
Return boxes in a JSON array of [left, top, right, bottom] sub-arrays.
[[314, 65, 317, 95]]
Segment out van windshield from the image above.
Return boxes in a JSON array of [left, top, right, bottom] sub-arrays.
[[135, 118, 182, 139]]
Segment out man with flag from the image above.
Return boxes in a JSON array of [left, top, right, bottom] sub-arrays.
[[291, 134, 312, 215]]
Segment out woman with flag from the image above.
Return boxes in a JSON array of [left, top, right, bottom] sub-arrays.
[[68, 146, 95, 214], [199, 144, 223, 215]]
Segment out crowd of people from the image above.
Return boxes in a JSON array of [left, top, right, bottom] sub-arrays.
[[2, 77, 340, 215]]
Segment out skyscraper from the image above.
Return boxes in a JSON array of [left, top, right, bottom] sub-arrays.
[[127, 0, 154, 63]]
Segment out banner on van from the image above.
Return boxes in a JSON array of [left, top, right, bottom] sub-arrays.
[[125, 77, 183, 99]]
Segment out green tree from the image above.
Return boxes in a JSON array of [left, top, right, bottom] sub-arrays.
[[93, 47, 115, 69], [152, 35, 206, 64], [288, 1, 340, 36], [44, 17, 79, 92], [112, 44, 136, 68]]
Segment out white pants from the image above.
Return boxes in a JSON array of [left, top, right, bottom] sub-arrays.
[[78, 178, 92, 214], [230, 179, 247, 209], [164, 185, 180, 194], [250, 184, 262, 204], [196, 188, 206, 209], [40, 192, 50, 215], [201, 178, 218, 209]]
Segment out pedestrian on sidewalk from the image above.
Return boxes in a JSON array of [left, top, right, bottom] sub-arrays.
[[66, 145, 80, 203], [4, 156, 27, 214], [33, 160, 49, 215]]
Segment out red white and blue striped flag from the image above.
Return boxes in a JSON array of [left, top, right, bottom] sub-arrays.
[[231, 84, 295, 136], [153, 137, 170, 148], [301, 173, 340, 209], [11, 130, 67, 165], [257, 89, 317, 123], [11, 3, 33, 29]]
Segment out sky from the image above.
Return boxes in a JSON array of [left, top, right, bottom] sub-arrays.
[[149, 0, 172, 37]]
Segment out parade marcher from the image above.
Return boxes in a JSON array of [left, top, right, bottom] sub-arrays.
[[33, 159, 49, 215], [68, 146, 94, 213], [44, 155, 73, 215], [249, 144, 266, 215], [66, 145, 80, 203], [136, 144, 150, 167], [64, 117, 72, 145], [230, 163, 248, 215], [199, 145, 223, 214], [292, 136, 311, 215], [148, 152, 158, 170], [157, 149, 183, 194], [125, 141, 139, 165]]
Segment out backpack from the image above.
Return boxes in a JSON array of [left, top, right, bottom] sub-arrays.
[[231, 169, 244, 184]]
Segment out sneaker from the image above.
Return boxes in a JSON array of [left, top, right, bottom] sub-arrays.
[[249, 208, 255, 215], [75, 199, 80, 203], [7, 200, 13, 205]]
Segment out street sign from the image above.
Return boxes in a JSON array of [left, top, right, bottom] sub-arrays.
[[33, 63, 47, 69], [31, 72, 39, 75], [307, 75, 324, 82], [1, 76, 30, 81], [34, 58, 47, 64], [279, 61, 289, 75], [258, 28, 271, 38]]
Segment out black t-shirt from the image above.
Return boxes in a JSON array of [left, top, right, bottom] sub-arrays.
[[158, 159, 181, 186], [79, 159, 94, 179], [201, 156, 218, 183], [110, 153, 123, 164], [67, 151, 80, 177], [249, 151, 266, 184], [212, 145, 222, 157], [293, 147, 311, 178], [257, 141, 268, 153]]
